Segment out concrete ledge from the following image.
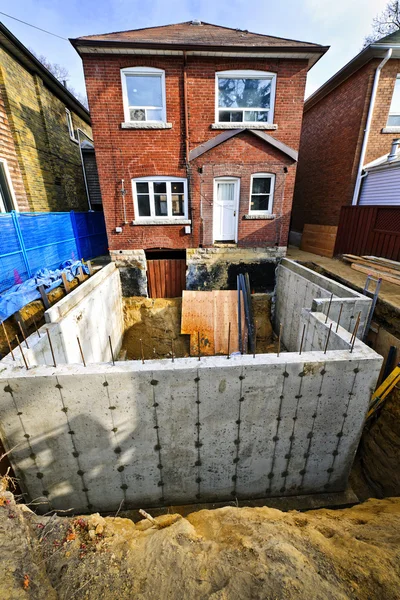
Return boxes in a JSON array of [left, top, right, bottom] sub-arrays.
[[243, 214, 276, 220], [381, 126, 400, 134], [131, 219, 191, 226], [211, 123, 278, 130], [45, 262, 117, 323], [121, 122, 172, 129]]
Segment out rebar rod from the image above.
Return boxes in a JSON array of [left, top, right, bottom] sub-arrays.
[[198, 331, 201, 361], [1, 321, 15, 360], [227, 322, 231, 359], [277, 323, 283, 357], [46, 329, 56, 367], [325, 293, 334, 324], [336, 303, 343, 333], [18, 321, 29, 349], [108, 336, 115, 366], [299, 323, 306, 355], [77, 337, 86, 367], [140, 338, 144, 364], [324, 323, 333, 354], [31, 313, 41, 338], [15, 335, 28, 369], [171, 339, 175, 363]]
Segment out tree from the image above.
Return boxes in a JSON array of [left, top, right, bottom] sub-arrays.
[[29, 48, 88, 108], [364, 0, 400, 46]]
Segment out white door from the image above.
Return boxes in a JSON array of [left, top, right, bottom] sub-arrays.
[[213, 178, 239, 242]]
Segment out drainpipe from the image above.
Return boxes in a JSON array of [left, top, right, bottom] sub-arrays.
[[77, 127, 93, 211], [183, 50, 195, 243], [352, 48, 392, 205]]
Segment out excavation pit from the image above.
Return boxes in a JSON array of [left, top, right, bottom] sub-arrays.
[[0, 259, 383, 514]]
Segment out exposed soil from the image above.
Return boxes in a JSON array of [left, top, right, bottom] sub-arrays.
[[1, 482, 400, 599], [121, 294, 277, 360]]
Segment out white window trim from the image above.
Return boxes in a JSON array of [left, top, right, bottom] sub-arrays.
[[0, 158, 18, 212], [213, 176, 240, 243], [387, 74, 400, 126], [215, 70, 277, 125], [132, 176, 188, 222], [121, 67, 167, 124], [249, 173, 275, 215], [65, 108, 78, 143]]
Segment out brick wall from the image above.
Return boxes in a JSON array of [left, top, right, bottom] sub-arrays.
[[0, 46, 92, 212], [292, 58, 400, 232], [82, 53, 307, 250]]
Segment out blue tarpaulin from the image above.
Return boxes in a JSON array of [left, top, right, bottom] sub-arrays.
[[0, 260, 89, 322]]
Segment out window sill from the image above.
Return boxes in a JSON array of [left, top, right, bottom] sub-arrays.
[[121, 122, 172, 129], [211, 123, 278, 130], [132, 219, 191, 225], [243, 213, 276, 220], [382, 126, 400, 133]]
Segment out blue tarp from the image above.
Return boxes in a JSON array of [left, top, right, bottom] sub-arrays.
[[0, 260, 89, 322]]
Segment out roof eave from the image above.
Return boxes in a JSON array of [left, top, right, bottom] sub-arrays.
[[0, 23, 90, 123]]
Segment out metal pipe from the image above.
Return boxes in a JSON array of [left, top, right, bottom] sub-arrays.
[[2, 321, 15, 360], [352, 48, 392, 205], [183, 51, 190, 164], [76, 128, 92, 211]]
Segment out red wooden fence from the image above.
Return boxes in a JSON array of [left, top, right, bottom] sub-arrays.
[[334, 205, 400, 261], [147, 259, 186, 298]]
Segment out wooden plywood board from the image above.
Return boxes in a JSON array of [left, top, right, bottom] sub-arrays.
[[351, 263, 400, 286], [182, 290, 245, 356], [301, 224, 338, 258]]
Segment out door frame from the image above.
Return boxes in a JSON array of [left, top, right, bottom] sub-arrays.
[[212, 176, 240, 243]]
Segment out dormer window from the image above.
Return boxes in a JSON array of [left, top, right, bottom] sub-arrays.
[[216, 70, 276, 124], [121, 67, 166, 124]]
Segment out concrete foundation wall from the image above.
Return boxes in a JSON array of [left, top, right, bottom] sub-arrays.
[[2, 263, 123, 367], [275, 259, 371, 351], [0, 321, 382, 513]]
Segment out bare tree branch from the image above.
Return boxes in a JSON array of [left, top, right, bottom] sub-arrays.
[[364, 0, 400, 47]]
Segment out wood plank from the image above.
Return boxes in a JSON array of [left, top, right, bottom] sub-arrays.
[[303, 224, 338, 234], [301, 224, 338, 258], [342, 255, 400, 275], [351, 263, 400, 286], [181, 291, 215, 355], [362, 255, 400, 270]]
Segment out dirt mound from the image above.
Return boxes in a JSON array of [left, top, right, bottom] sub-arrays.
[[2, 484, 400, 599], [359, 386, 400, 497]]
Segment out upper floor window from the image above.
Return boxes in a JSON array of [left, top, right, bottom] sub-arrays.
[[388, 75, 400, 127], [216, 70, 276, 124], [121, 67, 166, 123], [132, 176, 187, 220], [249, 173, 275, 214], [0, 159, 17, 212], [65, 109, 78, 142]]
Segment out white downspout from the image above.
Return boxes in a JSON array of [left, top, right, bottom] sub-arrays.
[[352, 48, 392, 205]]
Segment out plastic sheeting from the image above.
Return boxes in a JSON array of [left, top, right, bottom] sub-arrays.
[[0, 260, 89, 322]]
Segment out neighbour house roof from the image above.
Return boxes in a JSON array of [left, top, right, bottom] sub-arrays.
[[0, 22, 90, 123], [305, 30, 400, 111], [70, 21, 328, 69], [189, 129, 298, 162], [364, 149, 400, 172]]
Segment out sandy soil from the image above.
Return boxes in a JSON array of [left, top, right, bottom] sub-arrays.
[[1, 482, 400, 599]]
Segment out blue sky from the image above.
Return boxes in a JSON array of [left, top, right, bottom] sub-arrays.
[[0, 0, 388, 99]]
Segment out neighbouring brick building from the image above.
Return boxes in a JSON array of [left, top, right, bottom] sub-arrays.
[[71, 21, 327, 294], [0, 22, 100, 213], [291, 30, 400, 254]]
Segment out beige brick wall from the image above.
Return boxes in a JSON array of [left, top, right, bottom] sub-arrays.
[[0, 46, 92, 212]]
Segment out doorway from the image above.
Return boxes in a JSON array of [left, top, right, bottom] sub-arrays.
[[213, 177, 239, 242]]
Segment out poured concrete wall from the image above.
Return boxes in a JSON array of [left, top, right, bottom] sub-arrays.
[[1, 263, 123, 367], [275, 259, 371, 351], [0, 319, 382, 514]]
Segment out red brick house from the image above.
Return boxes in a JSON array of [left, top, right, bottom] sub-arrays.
[[291, 30, 400, 259], [71, 21, 327, 295]]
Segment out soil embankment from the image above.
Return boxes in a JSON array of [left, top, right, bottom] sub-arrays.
[[1, 483, 400, 599]]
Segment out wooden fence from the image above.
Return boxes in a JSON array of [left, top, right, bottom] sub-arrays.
[[334, 205, 400, 261]]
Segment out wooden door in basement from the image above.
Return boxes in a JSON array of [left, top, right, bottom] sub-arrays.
[[147, 258, 186, 298]]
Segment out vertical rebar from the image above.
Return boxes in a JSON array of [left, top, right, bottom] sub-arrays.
[[140, 338, 144, 364], [253, 321, 257, 358], [350, 314, 361, 353], [299, 323, 306, 355], [324, 323, 333, 354], [171, 339, 175, 363], [277, 323, 282, 357], [197, 331, 201, 361], [325, 293, 334, 324], [1, 321, 15, 360], [227, 322, 231, 359], [336, 303, 343, 333], [109, 336, 115, 366], [15, 335, 28, 369], [32, 313, 41, 338], [77, 336, 86, 367], [18, 321, 29, 349], [46, 328, 56, 367]]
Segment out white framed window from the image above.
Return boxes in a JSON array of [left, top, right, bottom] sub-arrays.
[[132, 176, 188, 220], [215, 70, 276, 124], [65, 108, 78, 142], [121, 67, 166, 123], [249, 173, 275, 214], [0, 159, 18, 212], [388, 75, 400, 127]]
